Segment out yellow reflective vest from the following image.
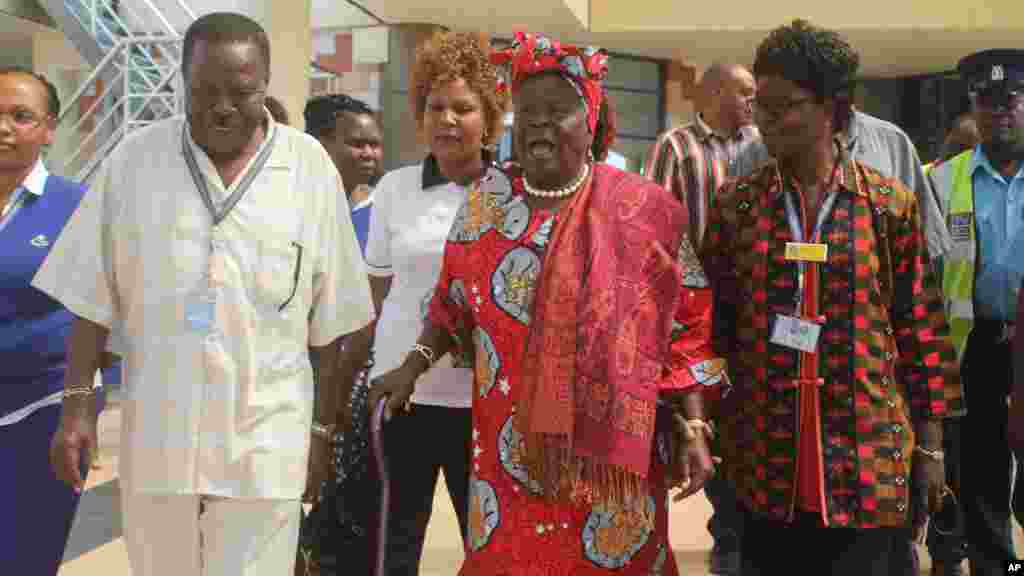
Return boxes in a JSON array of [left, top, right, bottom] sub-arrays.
[[928, 150, 975, 361]]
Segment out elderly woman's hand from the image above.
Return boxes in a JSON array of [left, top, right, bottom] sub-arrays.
[[669, 415, 718, 502], [368, 361, 420, 422]]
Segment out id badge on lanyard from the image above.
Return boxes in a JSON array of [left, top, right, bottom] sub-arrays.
[[184, 281, 216, 334], [179, 125, 277, 335], [769, 186, 837, 353]]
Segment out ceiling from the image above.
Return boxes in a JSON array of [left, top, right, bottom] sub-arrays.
[[558, 27, 1024, 78], [346, 0, 1024, 77], [346, 0, 586, 36], [311, 0, 379, 29], [12, 0, 1023, 79]]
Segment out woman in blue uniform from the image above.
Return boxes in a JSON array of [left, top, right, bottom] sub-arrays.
[[0, 67, 117, 573]]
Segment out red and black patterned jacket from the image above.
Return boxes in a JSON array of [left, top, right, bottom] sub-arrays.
[[700, 151, 963, 529]]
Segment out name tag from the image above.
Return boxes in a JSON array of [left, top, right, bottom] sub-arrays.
[[950, 213, 972, 243], [184, 287, 216, 334], [770, 314, 822, 353], [785, 242, 829, 263]]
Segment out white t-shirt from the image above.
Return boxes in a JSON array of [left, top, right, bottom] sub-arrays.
[[365, 157, 474, 409]]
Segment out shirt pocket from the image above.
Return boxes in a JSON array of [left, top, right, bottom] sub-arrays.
[[252, 235, 302, 312]]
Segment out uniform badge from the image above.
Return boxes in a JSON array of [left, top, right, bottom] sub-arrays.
[[950, 213, 972, 243], [992, 64, 1006, 82], [30, 234, 49, 247]]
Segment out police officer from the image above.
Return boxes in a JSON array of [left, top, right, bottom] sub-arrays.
[[929, 49, 1024, 576]]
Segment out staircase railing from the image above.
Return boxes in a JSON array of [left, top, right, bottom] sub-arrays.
[[51, 0, 196, 182], [55, 36, 184, 182]]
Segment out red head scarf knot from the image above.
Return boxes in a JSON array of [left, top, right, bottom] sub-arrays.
[[490, 31, 609, 137]]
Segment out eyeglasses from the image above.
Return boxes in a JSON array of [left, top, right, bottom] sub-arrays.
[[0, 109, 46, 129], [753, 96, 813, 122]]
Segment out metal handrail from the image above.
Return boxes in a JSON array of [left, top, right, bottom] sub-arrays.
[[58, 39, 184, 178], [54, 0, 196, 181], [64, 93, 122, 169], [57, 36, 181, 124], [64, 67, 124, 137], [60, 49, 182, 176]]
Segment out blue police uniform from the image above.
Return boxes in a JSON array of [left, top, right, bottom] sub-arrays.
[[942, 49, 1024, 576]]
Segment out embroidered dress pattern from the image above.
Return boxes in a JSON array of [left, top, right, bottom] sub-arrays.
[[429, 163, 718, 574]]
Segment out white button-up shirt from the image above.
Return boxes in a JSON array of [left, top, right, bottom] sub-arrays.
[[33, 114, 374, 499], [365, 159, 474, 409]]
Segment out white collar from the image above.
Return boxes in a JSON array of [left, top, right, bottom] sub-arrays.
[[20, 158, 49, 197]]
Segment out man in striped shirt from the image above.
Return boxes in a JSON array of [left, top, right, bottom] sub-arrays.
[[645, 63, 767, 576], [644, 63, 770, 251]]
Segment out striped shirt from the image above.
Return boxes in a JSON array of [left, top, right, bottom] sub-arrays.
[[644, 114, 768, 248]]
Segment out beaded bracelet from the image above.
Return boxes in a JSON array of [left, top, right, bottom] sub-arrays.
[[411, 343, 436, 366]]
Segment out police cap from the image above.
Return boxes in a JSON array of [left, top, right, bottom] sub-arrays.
[[958, 49, 1024, 94]]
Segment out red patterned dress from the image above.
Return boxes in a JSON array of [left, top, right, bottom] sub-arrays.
[[428, 163, 722, 575]]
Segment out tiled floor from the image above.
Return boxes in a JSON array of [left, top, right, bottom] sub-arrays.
[[60, 397, 1008, 575]]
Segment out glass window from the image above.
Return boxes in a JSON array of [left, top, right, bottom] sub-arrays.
[[609, 137, 656, 174], [605, 56, 660, 92], [605, 89, 661, 140], [479, 42, 664, 173]]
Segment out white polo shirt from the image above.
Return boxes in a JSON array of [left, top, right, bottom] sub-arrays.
[[365, 157, 474, 409], [32, 114, 375, 499]]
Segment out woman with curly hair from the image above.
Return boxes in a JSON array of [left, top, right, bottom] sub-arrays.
[[335, 29, 509, 576], [700, 20, 962, 574], [370, 31, 722, 575]]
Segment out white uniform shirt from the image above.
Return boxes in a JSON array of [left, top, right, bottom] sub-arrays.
[[32, 114, 374, 499], [364, 157, 474, 409]]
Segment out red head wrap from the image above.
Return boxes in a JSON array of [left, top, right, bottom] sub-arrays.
[[491, 32, 610, 141]]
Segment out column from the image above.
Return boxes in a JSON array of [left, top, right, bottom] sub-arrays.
[[262, 0, 312, 131], [379, 23, 442, 170]]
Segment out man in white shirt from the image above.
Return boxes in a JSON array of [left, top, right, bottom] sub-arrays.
[[33, 12, 373, 576]]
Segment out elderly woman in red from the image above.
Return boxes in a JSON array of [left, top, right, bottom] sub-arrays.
[[370, 32, 724, 575]]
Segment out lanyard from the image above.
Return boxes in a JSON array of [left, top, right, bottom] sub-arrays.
[[782, 180, 840, 313], [0, 187, 30, 234], [181, 125, 278, 227]]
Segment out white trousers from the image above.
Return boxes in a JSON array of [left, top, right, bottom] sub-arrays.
[[121, 493, 301, 576]]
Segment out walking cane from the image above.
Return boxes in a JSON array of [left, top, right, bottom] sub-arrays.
[[370, 397, 389, 576]]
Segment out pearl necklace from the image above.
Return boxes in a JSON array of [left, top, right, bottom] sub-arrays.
[[523, 162, 591, 198]]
